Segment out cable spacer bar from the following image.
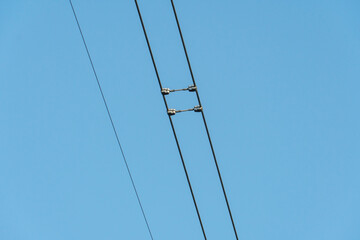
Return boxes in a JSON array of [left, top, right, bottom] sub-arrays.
[[171, 87, 189, 92], [176, 108, 194, 113], [167, 105, 203, 116], [161, 85, 197, 95]]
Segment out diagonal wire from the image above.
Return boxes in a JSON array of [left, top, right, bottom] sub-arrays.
[[133, 0, 207, 239], [68, 1, 153, 239], [170, 0, 240, 239]]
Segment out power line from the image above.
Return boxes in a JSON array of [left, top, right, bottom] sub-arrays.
[[170, 1, 240, 239], [68, 1, 154, 239], [133, 1, 208, 239]]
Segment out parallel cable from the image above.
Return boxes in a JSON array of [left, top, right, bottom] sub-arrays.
[[133, 1, 207, 239], [68, 1, 153, 239], [170, 1, 239, 239]]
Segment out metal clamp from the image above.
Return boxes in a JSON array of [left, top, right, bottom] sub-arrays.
[[161, 88, 171, 95], [188, 85, 197, 92], [167, 109, 177, 116], [194, 105, 203, 112]]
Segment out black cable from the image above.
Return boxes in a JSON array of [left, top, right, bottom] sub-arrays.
[[68, 1, 153, 239], [170, 1, 239, 239], [133, 1, 207, 239]]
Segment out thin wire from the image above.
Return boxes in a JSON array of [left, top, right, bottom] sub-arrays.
[[68, 1, 153, 239], [170, 1, 239, 239], [171, 87, 189, 92], [175, 108, 195, 113], [133, 1, 207, 239]]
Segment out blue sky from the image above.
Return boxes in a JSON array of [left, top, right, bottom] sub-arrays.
[[1, 0, 360, 239]]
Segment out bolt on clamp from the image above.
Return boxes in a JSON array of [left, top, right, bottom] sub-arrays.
[[187, 85, 197, 92], [194, 105, 203, 112], [161, 88, 171, 95], [167, 109, 176, 116]]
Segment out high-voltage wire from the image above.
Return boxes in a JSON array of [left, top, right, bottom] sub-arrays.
[[134, 1, 208, 239], [68, 1, 153, 239], [170, 1, 239, 239]]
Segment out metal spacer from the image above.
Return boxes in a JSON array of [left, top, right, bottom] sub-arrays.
[[167, 109, 176, 116], [161, 88, 171, 95], [194, 105, 203, 112], [188, 85, 197, 92]]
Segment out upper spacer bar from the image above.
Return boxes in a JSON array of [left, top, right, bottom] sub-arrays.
[[161, 85, 197, 95]]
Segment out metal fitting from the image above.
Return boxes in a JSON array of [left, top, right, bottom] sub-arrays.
[[167, 109, 176, 116], [162, 85, 197, 95], [193, 105, 203, 112], [188, 85, 197, 92], [161, 88, 171, 95]]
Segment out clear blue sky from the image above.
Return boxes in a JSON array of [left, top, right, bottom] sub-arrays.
[[1, 0, 359, 239]]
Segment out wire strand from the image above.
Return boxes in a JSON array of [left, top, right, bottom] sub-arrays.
[[133, 1, 207, 239], [170, 1, 239, 239], [68, 1, 154, 239]]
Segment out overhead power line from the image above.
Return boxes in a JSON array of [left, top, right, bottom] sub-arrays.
[[133, 1, 208, 239], [170, 1, 240, 239], [68, 1, 153, 239]]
